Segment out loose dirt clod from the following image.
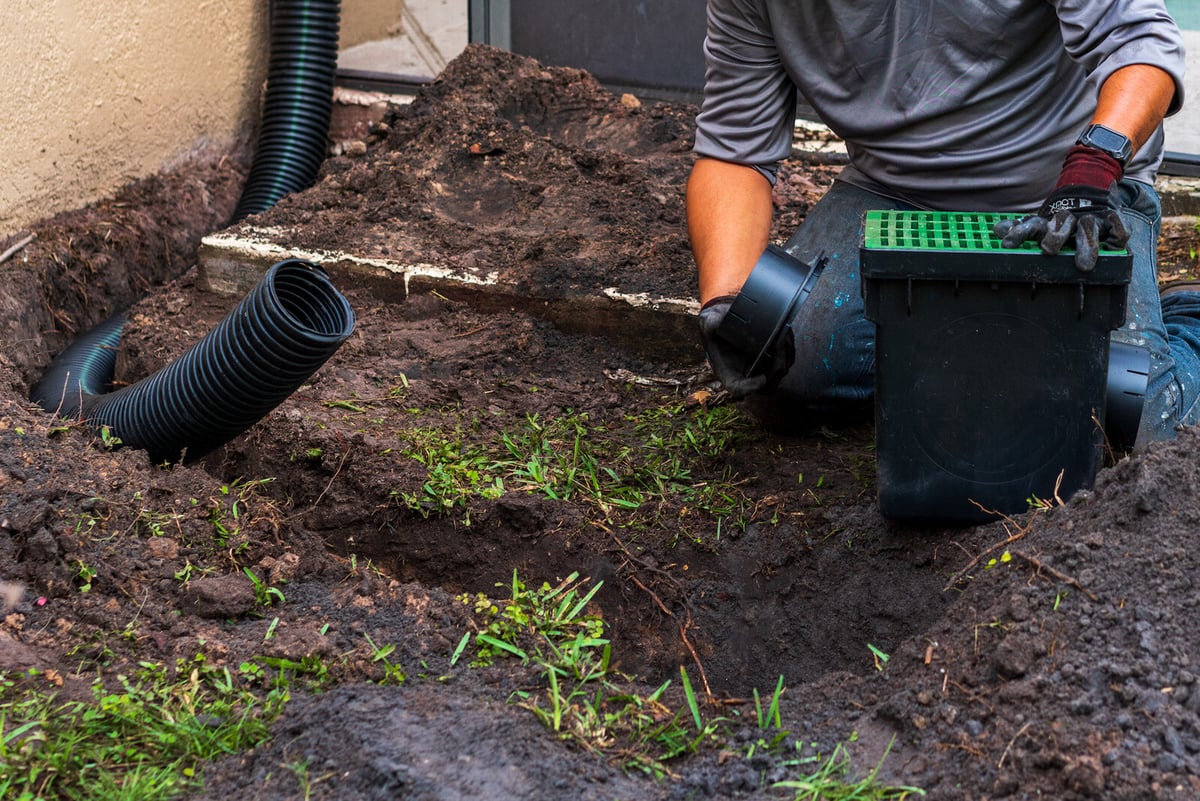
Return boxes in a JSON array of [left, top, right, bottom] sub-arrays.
[[4, 44, 1200, 800]]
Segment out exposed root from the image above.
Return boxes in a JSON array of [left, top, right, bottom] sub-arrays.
[[944, 513, 1034, 593], [997, 721, 1033, 769], [943, 473, 1097, 603], [611, 532, 715, 700], [1008, 549, 1099, 602], [0, 232, 35, 265]]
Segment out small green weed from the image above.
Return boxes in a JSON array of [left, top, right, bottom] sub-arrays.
[[774, 736, 925, 800], [242, 567, 286, 607], [454, 571, 918, 794], [867, 643, 891, 671], [287, 757, 335, 800], [97, 425, 122, 450], [255, 655, 331, 691], [984, 551, 1013, 570], [134, 507, 181, 538], [362, 634, 408, 685], [743, 675, 791, 757], [66, 617, 142, 671], [204, 477, 278, 550], [173, 560, 216, 583], [73, 503, 106, 538], [390, 426, 504, 520], [465, 570, 605, 667], [72, 560, 98, 593]]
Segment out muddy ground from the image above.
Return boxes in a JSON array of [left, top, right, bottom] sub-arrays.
[[5, 45, 1200, 800]]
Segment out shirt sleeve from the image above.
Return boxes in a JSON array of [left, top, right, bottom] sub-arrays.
[[1053, 0, 1186, 116], [692, 0, 798, 184]]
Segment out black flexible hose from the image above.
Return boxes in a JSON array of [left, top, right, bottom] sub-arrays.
[[32, 313, 128, 407], [32, 1, 350, 462], [233, 0, 341, 221], [32, 260, 354, 463]]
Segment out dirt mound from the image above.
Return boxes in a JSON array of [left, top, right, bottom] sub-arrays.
[[3, 43, 1200, 800]]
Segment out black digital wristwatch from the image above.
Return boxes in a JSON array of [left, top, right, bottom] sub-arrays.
[[1076, 123, 1133, 168]]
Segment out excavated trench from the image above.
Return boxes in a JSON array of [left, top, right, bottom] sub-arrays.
[[79, 206, 974, 696], [241, 437, 967, 694], [5, 161, 972, 698], [197, 348, 966, 695]]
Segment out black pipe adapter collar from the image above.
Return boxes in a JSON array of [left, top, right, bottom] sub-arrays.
[[1106, 340, 1149, 451], [714, 244, 826, 378]]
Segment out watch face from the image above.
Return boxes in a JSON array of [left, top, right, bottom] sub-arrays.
[[1087, 126, 1127, 152], [1081, 124, 1132, 163]]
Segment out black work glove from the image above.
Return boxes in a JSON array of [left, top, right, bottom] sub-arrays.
[[993, 145, 1130, 272], [698, 295, 794, 397]]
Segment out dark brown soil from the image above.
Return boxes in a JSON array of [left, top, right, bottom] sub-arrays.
[[5, 44, 1200, 800]]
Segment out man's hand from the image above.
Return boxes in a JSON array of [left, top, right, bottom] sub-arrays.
[[698, 296, 793, 396], [994, 145, 1130, 272], [994, 184, 1129, 272]]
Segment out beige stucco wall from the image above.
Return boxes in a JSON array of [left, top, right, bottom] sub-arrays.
[[0, 1, 422, 241], [0, 1, 269, 240]]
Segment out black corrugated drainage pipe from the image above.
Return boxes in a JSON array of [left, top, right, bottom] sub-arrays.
[[233, 0, 341, 221], [32, 260, 354, 464], [32, 1, 348, 462]]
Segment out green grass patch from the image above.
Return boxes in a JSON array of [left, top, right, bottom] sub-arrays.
[[455, 571, 722, 776], [0, 659, 287, 801], [391, 400, 762, 534]]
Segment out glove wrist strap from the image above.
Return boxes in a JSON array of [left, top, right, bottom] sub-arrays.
[[1043, 186, 1111, 215]]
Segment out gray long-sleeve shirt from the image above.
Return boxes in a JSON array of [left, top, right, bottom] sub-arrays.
[[694, 0, 1186, 212]]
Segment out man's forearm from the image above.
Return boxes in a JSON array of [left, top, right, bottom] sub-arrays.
[[1091, 63, 1176, 157], [686, 157, 775, 304]]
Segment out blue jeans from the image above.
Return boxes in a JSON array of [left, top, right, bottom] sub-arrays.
[[770, 178, 1200, 447]]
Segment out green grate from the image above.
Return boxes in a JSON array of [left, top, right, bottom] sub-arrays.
[[862, 209, 1127, 254]]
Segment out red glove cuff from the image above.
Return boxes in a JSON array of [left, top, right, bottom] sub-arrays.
[[1054, 144, 1123, 191]]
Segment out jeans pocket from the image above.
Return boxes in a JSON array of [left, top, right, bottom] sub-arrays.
[[1118, 179, 1161, 227]]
